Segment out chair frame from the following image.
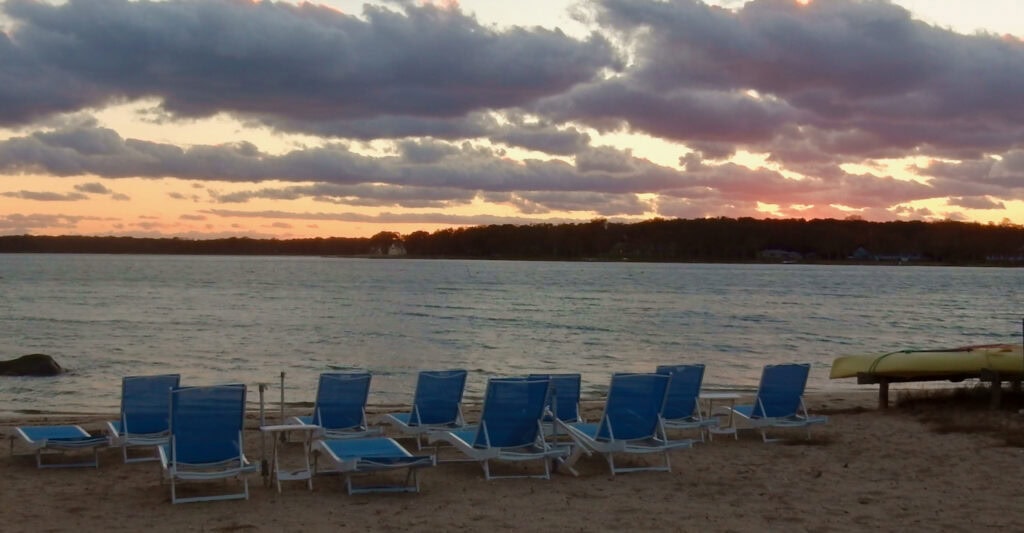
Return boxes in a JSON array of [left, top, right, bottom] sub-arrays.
[[557, 373, 693, 476], [428, 377, 570, 480], [383, 369, 468, 449], [656, 364, 719, 442], [11, 425, 107, 468], [159, 384, 258, 504], [290, 372, 382, 440], [107, 373, 181, 463], [529, 373, 584, 437], [313, 437, 435, 494], [728, 363, 829, 442]]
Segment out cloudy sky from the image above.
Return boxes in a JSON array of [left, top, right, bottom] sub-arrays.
[[1, 0, 1023, 238]]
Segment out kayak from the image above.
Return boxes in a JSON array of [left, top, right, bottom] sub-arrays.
[[830, 344, 1024, 379]]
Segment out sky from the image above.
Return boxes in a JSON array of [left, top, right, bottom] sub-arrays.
[[1, 0, 1023, 239]]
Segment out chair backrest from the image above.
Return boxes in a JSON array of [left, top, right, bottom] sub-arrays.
[[752, 363, 810, 418], [121, 374, 181, 434], [169, 384, 246, 465], [313, 372, 372, 431], [410, 369, 467, 425], [596, 373, 670, 442], [473, 377, 550, 449], [655, 364, 704, 420], [528, 373, 582, 423]]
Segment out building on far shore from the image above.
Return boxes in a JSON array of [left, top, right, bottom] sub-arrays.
[[759, 249, 802, 262], [849, 247, 922, 263]]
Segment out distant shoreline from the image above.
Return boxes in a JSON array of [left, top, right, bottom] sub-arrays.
[[3, 217, 1023, 266], [2, 250, 1020, 268]]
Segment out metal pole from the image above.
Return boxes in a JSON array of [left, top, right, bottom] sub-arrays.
[[258, 383, 268, 480], [279, 371, 287, 443]]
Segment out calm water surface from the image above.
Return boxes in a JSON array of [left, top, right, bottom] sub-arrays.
[[1, 254, 1021, 415]]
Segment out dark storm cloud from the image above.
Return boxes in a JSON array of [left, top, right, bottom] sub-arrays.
[[2, 0, 618, 131], [490, 123, 592, 156], [73, 182, 112, 194], [3, 0, 1024, 224], [1, 189, 87, 201], [264, 112, 497, 141], [203, 208, 580, 227], [0, 123, 679, 193], [0, 212, 97, 232], [0, 122, 1004, 216], [213, 182, 477, 209], [948, 196, 1005, 210], [510, 190, 652, 216], [542, 0, 1024, 159], [0, 31, 106, 125]]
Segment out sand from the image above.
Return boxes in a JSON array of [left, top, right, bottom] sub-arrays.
[[4, 390, 1024, 532]]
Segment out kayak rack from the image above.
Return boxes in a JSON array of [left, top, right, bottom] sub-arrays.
[[857, 370, 1023, 410]]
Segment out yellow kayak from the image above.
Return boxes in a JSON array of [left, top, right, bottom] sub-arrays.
[[830, 344, 1024, 379]]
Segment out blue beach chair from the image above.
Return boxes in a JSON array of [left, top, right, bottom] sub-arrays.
[[383, 369, 468, 447], [313, 437, 436, 494], [427, 377, 569, 480], [12, 425, 108, 468], [726, 363, 829, 442], [158, 384, 258, 504], [290, 372, 382, 440], [528, 373, 584, 435], [106, 373, 181, 463], [656, 364, 719, 441], [557, 373, 693, 475]]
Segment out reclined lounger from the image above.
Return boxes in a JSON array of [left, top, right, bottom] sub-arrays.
[[12, 425, 108, 468]]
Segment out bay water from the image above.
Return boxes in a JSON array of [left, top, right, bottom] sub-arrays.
[[1, 254, 1021, 416]]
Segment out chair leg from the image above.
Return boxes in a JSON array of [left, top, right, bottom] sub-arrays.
[[605, 453, 616, 476], [408, 467, 420, 492]]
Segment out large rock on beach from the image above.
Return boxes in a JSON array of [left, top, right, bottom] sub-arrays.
[[0, 354, 65, 376]]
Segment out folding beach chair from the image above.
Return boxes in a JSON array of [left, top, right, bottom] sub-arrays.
[[107, 373, 181, 463], [428, 377, 569, 480], [656, 364, 719, 442], [726, 363, 829, 442], [313, 437, 435, 494], [383, 369, 468, 448], [528, 373, 583, 436], [158, 384, 258, 504], [290, 372, 382, 440], [557, 373, 693, 475], [11, 425, 107, 468]]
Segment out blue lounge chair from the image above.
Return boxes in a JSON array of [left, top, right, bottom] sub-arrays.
[[528, 373, 584, 435], [107, 373, 181, 463], [383, 369, 468, 447], [656, 364, 719, 441], [427, 377, 569, 480], [726, 363, 829, 442], [557, 373, 693, 475], [313, 437, 435, 494], [158, 384, 258, 504], [12, 425, 107, 468], [290, 372, 382, 440]]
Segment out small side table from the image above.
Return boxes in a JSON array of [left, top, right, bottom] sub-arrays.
[[259, 424, 319, 493], [699, 392, 741, 440]]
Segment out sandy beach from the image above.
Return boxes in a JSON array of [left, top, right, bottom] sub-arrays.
[[4, 390, 1024, 532]]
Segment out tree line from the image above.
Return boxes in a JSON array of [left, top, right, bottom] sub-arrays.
[[1, 217, 1023, 265]]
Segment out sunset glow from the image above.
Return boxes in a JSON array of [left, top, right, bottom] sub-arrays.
[[2, 0, 1023, 239]]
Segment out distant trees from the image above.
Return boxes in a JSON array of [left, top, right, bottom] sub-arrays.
[[1, 217, 1023, 265]]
